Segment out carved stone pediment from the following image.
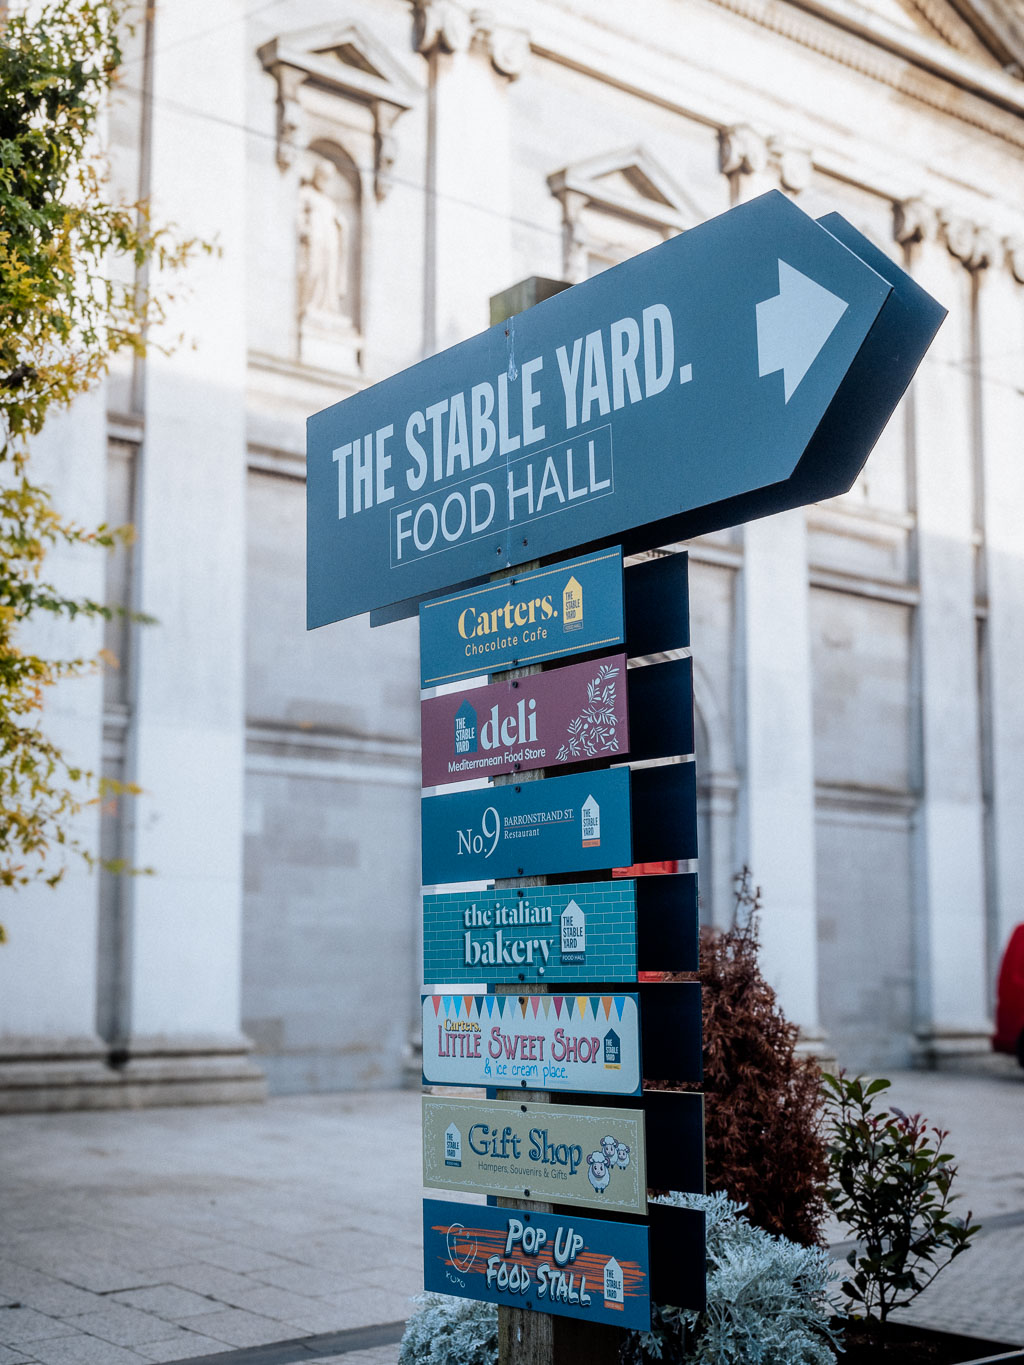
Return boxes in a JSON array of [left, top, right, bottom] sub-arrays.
[[548, 145, 706, 238], [258, 22, 421, 189], [548, 146, 708, 282]]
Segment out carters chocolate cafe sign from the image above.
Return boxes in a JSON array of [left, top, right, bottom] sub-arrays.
[[418, 549, 624, 688], [423, 1095, 647, 1215], [421, 654, 627, 787]]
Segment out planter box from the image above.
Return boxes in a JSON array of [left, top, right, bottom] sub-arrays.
[[836, 1318, 1024, 1364]]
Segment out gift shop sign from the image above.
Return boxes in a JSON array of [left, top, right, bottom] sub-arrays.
[[421, 766, 631, 884], [423, 1197, 651, 1330], [423, 1095, 647, 1215], [418, 549, 624, 687], [307, 191, 945, 628], [422, 880, 637, 986], [421, 653, 627, 787], [422, 992, 641, 1095]]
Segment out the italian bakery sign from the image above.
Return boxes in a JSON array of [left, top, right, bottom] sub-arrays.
[[421, 881, 638, 986], [421, 653, 627, 787]]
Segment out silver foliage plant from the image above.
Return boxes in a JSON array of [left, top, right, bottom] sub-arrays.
[[626, 1193, 841, 1365], [398, 1292, 498, 1365], [400, 1194, 839, 1365]]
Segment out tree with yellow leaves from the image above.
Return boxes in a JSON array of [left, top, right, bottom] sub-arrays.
[[0, 0, 203, 921]]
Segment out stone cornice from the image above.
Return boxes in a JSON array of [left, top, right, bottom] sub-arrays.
[[528, 0, 1024, 153], [781, 0, 1023, 108], [702, 0, 1024, 144]]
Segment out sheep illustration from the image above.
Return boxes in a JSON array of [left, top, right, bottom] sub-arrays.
[[614, 1141, 630, 1169], [587, 1150, 611, 1194], [600, 1134, 617, 1165]]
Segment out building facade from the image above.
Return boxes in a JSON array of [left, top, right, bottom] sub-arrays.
[[2, 0, 1023, 1108]]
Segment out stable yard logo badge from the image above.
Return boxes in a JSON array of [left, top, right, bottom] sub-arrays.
[[453, 700, 477, 756], [563, 575, 583, 631], [445, 1122, 462, 1167], [559, 901, 586, 964], [581, 795, 601, 847]]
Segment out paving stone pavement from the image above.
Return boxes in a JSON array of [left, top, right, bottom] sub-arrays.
[[0, 1092, 423, 1364], [0, 1065, 1021, 1363]]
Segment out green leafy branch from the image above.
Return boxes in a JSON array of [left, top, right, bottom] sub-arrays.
[[0, 0, 206, 920]]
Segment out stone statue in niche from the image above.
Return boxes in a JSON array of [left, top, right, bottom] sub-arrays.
[[297, 159, 348, 319]]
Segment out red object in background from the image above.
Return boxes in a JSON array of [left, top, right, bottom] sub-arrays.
[[993, 923, 1024, 1067], [616, 863, 681, 983], [613, 861, 680, 878]]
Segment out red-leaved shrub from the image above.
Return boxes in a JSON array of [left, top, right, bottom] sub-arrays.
[[665, 869, 828, 1246]]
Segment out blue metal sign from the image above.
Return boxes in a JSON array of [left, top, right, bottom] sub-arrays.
[[418, 548, 624, 687], [423, 880, 637, 986], [422, 1197, 652, 1330], [421, 767, 631, 884], [307, 190, 944, 627]]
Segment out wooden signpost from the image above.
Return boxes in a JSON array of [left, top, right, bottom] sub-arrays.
[[307, 188, 946, 1365]]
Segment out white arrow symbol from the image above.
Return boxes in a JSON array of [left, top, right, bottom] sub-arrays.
[[756, 259, 849, 403]]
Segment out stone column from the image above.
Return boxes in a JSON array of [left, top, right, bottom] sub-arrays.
[[0, 393, 115, 1111], [115, 0, 262, 1100], [723, 128, 823, 1046], [416, 0, 527, 351], [895, 200, 990, 1062], [977, 240, 1024, 980]]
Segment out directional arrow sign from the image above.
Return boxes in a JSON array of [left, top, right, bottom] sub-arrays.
[[307, 190, 944, 627], [756, 260, 849, 402]]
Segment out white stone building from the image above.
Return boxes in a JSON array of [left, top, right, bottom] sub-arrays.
[[2, 0, 1023, 1108]]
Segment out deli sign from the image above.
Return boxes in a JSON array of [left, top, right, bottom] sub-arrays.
[[421, 653, 627, 787]]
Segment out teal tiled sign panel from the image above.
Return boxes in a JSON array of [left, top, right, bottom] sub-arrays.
[[422, 880, 637, 986], [418, 548, 624, 688], [420, 766, 631, 884]]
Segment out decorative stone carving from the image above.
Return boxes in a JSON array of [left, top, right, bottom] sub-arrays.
[[719, 124, 768, 178], [942, 212, 995, 270], [557, 188, 590, 284], [471, 10, 531, 77], [273, 67, 307, 172], [548, 146, 701, 282], [413, 0, 473, 55], [1005, 237, 1024, 284], [769, 137, 813, 193], [297, 160, 348, 319], [414, 3, 529, 78], [294, 147, 362, 372], [893, 196, 938, 245], [259, 23, 419, 197]]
